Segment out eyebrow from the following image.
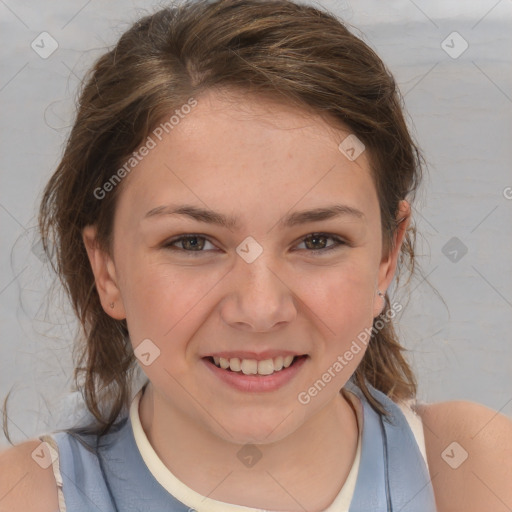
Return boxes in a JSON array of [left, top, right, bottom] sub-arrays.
[[144, 203, 365, 229]]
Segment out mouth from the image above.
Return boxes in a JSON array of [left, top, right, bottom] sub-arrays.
[[202, 353, 309, 392], [203, 354, 308, 376]]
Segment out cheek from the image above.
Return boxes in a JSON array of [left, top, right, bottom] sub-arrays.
[[303, 258, 376, 359], [118, 256, 228, 366], [315, 257, 376, 322], [290, 261, 376, 395]]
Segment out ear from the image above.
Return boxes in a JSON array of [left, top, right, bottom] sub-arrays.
[[82, 225, 126, 320], [373, 199, 411, 317]]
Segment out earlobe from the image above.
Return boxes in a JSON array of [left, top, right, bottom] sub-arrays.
[[82, 225, 126, 320]]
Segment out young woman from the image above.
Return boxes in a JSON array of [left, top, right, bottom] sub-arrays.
[[1, 1, 511, 511]]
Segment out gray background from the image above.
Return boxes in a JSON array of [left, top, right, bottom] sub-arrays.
[[1, 0, 511, 448]]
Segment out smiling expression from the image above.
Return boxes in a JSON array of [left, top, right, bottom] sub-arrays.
[[84, 88, 406, 444]]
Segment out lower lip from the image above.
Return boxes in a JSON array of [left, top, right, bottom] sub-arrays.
[[202, 356, 308, 392]]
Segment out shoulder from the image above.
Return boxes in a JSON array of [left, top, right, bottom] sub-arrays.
[[415, 399, 512, 512], [0, 438, 60, 512]]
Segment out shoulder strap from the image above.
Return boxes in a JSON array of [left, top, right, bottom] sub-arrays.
[[49, 429, 118, 512], [345, 380, 437, 512], [95, 415, 193, 511]]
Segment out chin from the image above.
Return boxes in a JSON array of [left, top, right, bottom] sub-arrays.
[[205, 408, 305, 446]]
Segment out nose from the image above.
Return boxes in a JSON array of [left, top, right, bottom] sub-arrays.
[[220, 251, 297, 332]]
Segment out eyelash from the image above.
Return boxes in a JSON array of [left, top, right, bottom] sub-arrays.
[[162, 233, 347, 256]]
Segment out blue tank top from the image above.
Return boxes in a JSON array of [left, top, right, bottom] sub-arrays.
[[39, 379, 437, 511]]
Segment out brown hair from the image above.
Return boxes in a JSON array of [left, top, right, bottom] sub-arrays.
[[3, 0, 423, 442]]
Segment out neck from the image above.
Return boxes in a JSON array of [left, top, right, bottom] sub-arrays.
[[138, 382, 360, 512]]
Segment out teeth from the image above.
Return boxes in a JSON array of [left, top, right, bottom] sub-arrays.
[[257, 359, 274, 375], [213, 355, 299, 375], [240, 359, 258, 375], [229, 357, 241, 372], [283, 355, 294, 368]]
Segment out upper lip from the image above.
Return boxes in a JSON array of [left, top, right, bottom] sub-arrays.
[[203, 350, 305, 361]]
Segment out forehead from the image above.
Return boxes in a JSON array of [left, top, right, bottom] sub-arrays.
[[115, 89, 379, 231]]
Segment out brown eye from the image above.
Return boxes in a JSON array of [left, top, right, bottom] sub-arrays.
[[163, 235, 215, 253], [297, 233, 346, 253]]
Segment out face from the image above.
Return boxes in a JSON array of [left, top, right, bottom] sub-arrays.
[[84, 88, 409, 444]]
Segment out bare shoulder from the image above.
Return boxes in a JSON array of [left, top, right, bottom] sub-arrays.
[[415, 399, 512, 512], [0, 438, 60, 512]]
